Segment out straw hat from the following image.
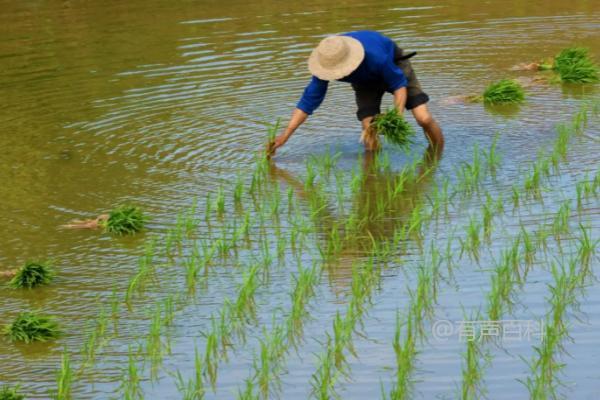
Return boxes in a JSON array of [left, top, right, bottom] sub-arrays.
[[308, 35, 365, 81]]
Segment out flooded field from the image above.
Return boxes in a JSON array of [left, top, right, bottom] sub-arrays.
[[1, 0, 599, 399]]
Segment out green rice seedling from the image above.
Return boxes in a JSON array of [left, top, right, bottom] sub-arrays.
[[120, 345, 143, 400], [576, 223, 598, 275], [482, 133, 501, 175], [460, 330, 489, 400], [234, 264, 259, 321], [553, 123, 571, 162], [9, 260, 54, 289], [256, 326, 286, 397], [388, 311, 416, 400], [456, 144, 482, 194], [482, 195, 494, 240], [237, 379, 259, 400], [460, 217, 481, 260], [552, 201, 571, 237], [0, 386, 24, 400], [104, 205, 146, 235], [234, 175, 244, 207], [204, 193, 212, 222], [204, 331, 219, 391], [482, 79, 525, 105], [520, 225, 536, 265], [487, 257, 513, 322], [163, 295, 175, 327], [371, 108, 416, 150], [54, 350, 73, 400], [511, 185, 520, 209], [287, 264, 319, 346], [331, 311, 354, 372], [524, 162, 542, 196], [148, 305, 165, 382], [175, 345, 205, 400], [214, 187, 226, 217], [305, 161, 317, 189], [310, 346, 339, 400], [4, 312, 60, 343], [552, 47, 599, 83]]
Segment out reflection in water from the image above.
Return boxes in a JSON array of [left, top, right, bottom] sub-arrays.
[[268, 143, 441, 290], [0, 0, 599, 398]]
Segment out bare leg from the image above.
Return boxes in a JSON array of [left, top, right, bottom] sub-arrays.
[[411, 104, 444, 159]]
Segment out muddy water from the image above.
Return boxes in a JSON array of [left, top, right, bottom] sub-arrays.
[[1, 0, 599, 398]]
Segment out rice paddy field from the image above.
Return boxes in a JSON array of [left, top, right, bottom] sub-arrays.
[[1, 1, 599, 399]]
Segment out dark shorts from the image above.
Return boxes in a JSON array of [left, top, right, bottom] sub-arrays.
[[352, 45, 429, 121]]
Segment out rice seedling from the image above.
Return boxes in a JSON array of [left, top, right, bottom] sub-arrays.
[[576, 223, 598, 274], [552, 47, 599, 83], [482, 79, 525, 105], [460, 217, 481, 260], [524, 162, 542, 196], [214, 187, 226, 216], [486, 256, 514, 322], [163, 295, 175, 327], [120, 345, 143, 400], [4, 312, 60, 343], [552, 201, 571, 237], [511, 184, 520, 209], [204, 330, 219, 391], [234, 264, 259, 321], [148, 304, 166, 381], [460, 328, 489, 400], [331, 311, 355, 372], [125, 256, 152, 305], [103, 205, 146, 235], [9, 260, 54, 289], [305, 161, 317, 189], [287, 264, 319, 346], [234, 175, 244, 207], [456, 144, 482, 194], [175, 346, 205, 400], [255, 326, 286, 397], [482, 134, 501, 175], [0, 386, 24, 400], [371, 108, 416, 150], [54, 350, 73, 400], [482, 194, 494, 240], [386, 312, 416, 400], [237, 379, 259, 400], [310, 346, 339, 400]]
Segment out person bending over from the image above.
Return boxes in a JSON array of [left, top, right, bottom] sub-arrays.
[[268, 30, 444, 155]]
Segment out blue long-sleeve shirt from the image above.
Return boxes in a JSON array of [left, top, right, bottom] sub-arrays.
[[296, 30, 407, 115]]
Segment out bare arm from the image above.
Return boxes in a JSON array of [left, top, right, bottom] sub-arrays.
[[393, 87, 407, 114], [268, 108, 308, 156]]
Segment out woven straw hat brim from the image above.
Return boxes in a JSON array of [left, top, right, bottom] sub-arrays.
[[308, 36, 365, 81]]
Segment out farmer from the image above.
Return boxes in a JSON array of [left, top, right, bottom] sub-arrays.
[[268, 30, 444, 155]]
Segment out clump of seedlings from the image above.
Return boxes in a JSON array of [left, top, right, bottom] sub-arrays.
[[9, 261, 54, 289], [0, 386, 24, 400], [482, 79, 526, 105], [104, 205, 146, 235], [371, 109, 416, 150], [4, 312, 61, 343], [552, 47, 599, 83]]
